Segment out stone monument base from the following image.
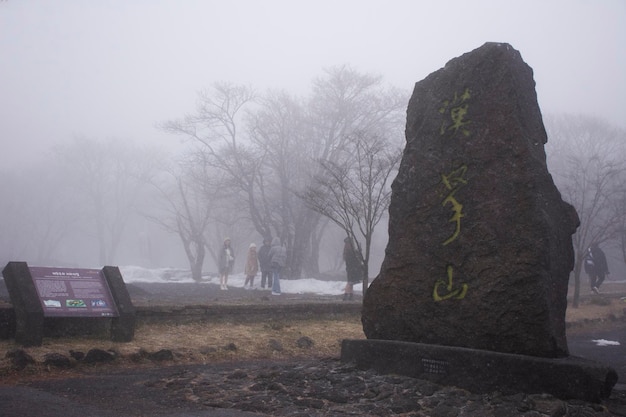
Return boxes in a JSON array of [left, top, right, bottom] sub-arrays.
[[341, 339, 617, 403]]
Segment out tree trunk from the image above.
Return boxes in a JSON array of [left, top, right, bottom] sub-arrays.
[[180, 232, 206, 283], [362, 234, 372, 297], [191, 241, 205, 282], [307, 232, 321, 276], [362, 263, 369, 298]]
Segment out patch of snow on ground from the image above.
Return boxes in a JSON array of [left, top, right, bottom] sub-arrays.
[[592, 339, 621, 346], [119, 265, 362, 296]]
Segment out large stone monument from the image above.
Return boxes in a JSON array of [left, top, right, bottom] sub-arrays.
[[343, 43, 619, 401], [361, 42, 579, 358]]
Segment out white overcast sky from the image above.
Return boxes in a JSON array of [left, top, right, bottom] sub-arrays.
[[1, 0, 624, 168]]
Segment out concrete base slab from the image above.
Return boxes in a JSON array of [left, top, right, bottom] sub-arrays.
[[341, 339, 618, 403]]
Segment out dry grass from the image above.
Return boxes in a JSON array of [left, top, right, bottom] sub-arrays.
[[0, 295, 624, 382], [566, 295, 626, 322], [0, 317, 365, 381], [125, 318, 366, 361]]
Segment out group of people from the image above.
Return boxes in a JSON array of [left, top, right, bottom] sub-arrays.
[[218, 235, 364, 300], [218, 236, 287, 295], [223, 236, 613, 299]]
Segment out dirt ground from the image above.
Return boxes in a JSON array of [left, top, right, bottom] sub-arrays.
[[566, 293, 626, 323], [0, 281, 625, 416], [0, 280, 624, 380]]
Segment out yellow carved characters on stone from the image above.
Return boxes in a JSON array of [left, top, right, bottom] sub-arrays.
[[439, 88, 471, 137], [433, 265, 468, 301], [433, 165, 469, 301], [440, 164, 468, 246], [431, 90, 472, 301]]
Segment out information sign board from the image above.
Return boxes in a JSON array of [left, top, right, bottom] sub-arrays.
[[28, 266, 119, 317]]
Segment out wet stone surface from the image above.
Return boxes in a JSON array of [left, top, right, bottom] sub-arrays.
[[28, 358, 616, 417]]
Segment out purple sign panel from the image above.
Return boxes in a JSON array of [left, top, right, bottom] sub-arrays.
[[28, 267, 119, 317]]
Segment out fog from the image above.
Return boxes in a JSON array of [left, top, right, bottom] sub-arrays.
[[1, 1, 625, 275], [2, 1, 625, 166]]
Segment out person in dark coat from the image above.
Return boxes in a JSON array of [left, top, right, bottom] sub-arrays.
[[258, 237, 273, 289], [268, 237, 287, 295], [342, 237, 362, 301], [584, 242, 610, 294]]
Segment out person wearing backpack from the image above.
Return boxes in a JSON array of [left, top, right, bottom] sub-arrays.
[[268, 237, 287, 295]]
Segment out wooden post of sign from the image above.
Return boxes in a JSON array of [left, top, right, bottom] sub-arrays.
[[102, 266, 136, 342], [2, 262, 44, 347]]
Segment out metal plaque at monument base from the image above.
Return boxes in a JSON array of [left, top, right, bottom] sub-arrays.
[[2, 262, 136, 346]]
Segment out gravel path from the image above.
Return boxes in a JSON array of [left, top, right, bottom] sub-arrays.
[[2, 358, 622, 417], [1, 281, 626, 416]]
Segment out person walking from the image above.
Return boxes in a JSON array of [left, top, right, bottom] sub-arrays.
[[342, 237, 362, 301], [268, 237, 287, 295], [584, 242, 610, 294], [243, 243, 259, 289], [258, 237, 273, 289], [218, 238, 235, 290]]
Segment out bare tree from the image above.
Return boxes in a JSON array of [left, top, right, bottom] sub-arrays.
[[53, 137, 161, 265], [248, 89, 316, 277], [160, 84, 268, 230], [252, 66, 407, 277], [545, 114, 626, 306], [21, 163, 81, 264], [147, 158, 213, 282], [162, 68, 407, 279], [0, 169, 37, 264], [302, 133, 402, 294], [616, 190, 626, 266], [147, 148, 257, 281]]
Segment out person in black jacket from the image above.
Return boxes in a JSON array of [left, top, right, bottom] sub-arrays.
[[258, 237, 273, 289], [584, 242, 610, 294], [342, 237, 362, 301]]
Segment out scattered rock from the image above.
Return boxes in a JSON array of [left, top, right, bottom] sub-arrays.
[[147, 349, 174, 362], [6, 348, 35, 370], [43, 352, 72, 368], [84, 348, 116, 364], [69, 350, 85, 361], [296, 336, 314, 349]]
